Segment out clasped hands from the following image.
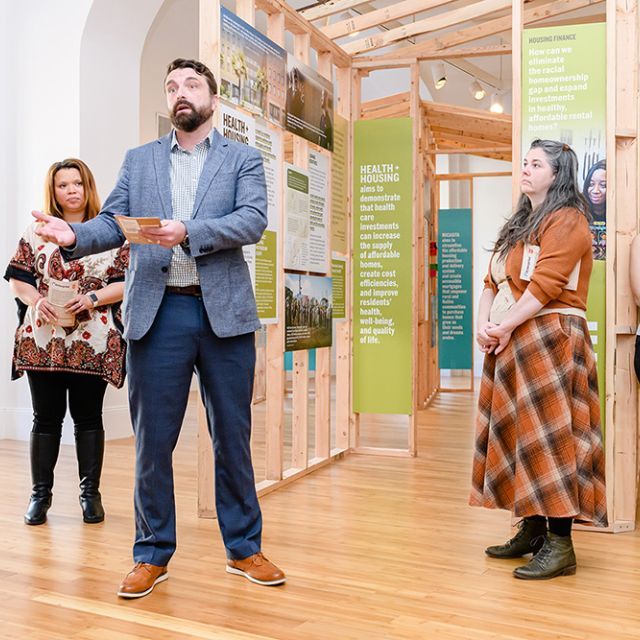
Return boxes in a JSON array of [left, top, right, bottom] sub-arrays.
[[33, 294, 95, 325], [476, 322, 513, 355]]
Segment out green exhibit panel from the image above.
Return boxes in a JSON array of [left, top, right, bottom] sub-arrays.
[[352, 118, 414, 415], [522, 21, 606, 428]]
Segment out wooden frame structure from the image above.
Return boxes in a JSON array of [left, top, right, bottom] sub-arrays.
[[195, 0, 639, 529], [197, 0, 354, 514]]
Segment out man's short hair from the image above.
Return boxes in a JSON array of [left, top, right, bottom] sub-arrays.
[[165, 58, 218, 96]]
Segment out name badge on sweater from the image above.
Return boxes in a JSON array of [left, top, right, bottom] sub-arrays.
[[520, 243, 580, 291], [520, 244, 540, 281]]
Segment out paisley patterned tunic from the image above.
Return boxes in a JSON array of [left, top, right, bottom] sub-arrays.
[[5, 222, 129, 388]]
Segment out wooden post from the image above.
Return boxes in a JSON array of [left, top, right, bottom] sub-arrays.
[[335, 64, 354, 452], [235, 0, 255, 24], [511, 0, 522, 207], [264, 10, 286, 482], [409, 62, 422, 456], [290, 32, 312, 470], [351, 68, 362, 450], [608, 0, 639, 531], [197, 0, 221, 518], [314, 50, 334, 461]]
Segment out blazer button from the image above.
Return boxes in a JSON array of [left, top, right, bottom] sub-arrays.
[[161, 266, 168, 273]]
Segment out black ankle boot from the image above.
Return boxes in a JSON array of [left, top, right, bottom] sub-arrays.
[[513, 532, 577, 579], [24, 432, 61, 525], [485, 517, 547, 558], [75, 429, 105, 524]]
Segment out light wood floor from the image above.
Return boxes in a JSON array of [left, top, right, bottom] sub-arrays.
[[1, 391, 640, 640]]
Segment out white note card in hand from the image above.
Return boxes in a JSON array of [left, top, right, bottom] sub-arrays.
[[115, 216, 162, 244]]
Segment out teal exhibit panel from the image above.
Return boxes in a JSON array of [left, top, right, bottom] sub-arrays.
[[437, 208, 473, 370]]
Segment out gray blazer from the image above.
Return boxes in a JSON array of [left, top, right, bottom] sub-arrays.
[[66, 129, 267, 340]]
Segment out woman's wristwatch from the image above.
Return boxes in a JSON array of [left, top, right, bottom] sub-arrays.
[[88, 292, 99, 308]]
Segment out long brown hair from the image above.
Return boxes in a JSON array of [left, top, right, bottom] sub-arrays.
[[43, 158, 101, 221], [494, 139, 590, 258]]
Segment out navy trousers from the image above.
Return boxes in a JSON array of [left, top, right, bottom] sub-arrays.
[[128, 292, 262, 566]]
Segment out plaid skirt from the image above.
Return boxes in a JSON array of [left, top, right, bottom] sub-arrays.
[[469, 313, 608, 526]]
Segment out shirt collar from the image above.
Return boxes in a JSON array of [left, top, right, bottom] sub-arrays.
[[170, 127, 215, 152]]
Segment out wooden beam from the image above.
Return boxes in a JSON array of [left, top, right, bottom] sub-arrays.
[[538, 13, 606, 27], [423, 99, 512, 121], [361, 91, 411, 112], [321, 0, 457, 40], [301, 0, 374, 22], [254, 0, 350, 66], [431, 130, 511, 148], [364, 0, 604, 62], [235, 0, 255, 24], [345, 1, 417, 36], [351, 44, 513, 71], [342, 0, 512, 55], [435, 171, 511, 180], [427, 146, 512, 155], [361, 103, 410, 120]]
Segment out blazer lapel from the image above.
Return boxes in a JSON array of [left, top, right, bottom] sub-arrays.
[[153, 135, 173, 220], [193, 130, 229, 219]]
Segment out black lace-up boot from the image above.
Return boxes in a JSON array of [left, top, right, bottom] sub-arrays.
[[513, 532, 577, 579], [485, 517, 547, 558]]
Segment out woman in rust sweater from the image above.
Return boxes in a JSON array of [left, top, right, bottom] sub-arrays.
[[469, 139, 607, 580]]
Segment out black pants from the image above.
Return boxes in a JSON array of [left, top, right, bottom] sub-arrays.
[[26, 371, 108, 435], [634, 336, 640, 384]]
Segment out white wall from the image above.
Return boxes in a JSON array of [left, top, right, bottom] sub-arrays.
[[0, 0, 14, 439], [140, 0, 198, 145], [1, 1, 94, 442], [360, 66, 432, 105], [1, 0, 169, 442], [80, 0, 165, 198], [469, 156, 512, 377]]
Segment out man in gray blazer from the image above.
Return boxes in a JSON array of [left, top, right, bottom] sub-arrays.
[[33, 58, 285, 598]]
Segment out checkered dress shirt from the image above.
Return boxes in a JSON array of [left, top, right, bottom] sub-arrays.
[[166, 128, 215, 286]]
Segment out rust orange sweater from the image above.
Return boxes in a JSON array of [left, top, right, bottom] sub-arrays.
[[484, 207, 593, 310]]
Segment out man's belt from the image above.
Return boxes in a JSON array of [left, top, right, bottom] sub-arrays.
[[165, 285, 202, 296]]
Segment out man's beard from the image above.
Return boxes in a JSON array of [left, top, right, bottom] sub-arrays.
[[170, 100, 213, 132]]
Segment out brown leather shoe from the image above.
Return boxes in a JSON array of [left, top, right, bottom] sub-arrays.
[[117, 562, 168, 599], [226, 552, 285, 586]]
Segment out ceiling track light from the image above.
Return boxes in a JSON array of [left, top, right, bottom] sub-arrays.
[[489, 47, 505, 114], [432, 61, 447, 90], [469, 79, 486, 101], [489, 92, 504, 114]]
